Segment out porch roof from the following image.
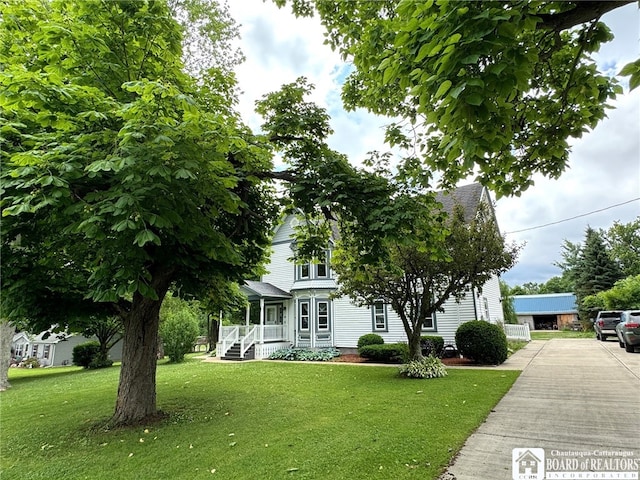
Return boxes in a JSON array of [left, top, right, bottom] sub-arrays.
[[241, 280, 292, 301]]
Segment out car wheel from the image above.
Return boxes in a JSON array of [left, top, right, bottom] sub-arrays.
[[619, 338, 625, 348], [600, 334, 607, 341], [595, 332, 601, 341], [625, 343, 635, 353]]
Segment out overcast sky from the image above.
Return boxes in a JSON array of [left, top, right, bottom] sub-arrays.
[[227, 2, 640, 287]]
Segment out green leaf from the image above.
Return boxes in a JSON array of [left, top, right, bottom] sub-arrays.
[[465, 93, 483, 106], [134, 230, 161, 247], [435, 80, 452, 99]]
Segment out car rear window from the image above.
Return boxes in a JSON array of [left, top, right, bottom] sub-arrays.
[[600, 312, 621, 318]]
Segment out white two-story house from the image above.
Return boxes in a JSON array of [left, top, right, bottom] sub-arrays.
[[217, 183, 505, 360]]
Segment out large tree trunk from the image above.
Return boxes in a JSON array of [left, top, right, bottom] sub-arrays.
[[0, 320, 15, 392], [110, 268, 174, 426]]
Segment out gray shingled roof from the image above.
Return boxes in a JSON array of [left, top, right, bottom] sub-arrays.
[[435, 183, 485, 221], [242, 280, 292, 299]]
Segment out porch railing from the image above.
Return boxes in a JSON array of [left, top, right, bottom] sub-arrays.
[[263, 325, 285, 342], [220, 326, 240, 358], [503, 323, 531, 341], [241, 326, 257, 358], [219, 325, 288, 357]]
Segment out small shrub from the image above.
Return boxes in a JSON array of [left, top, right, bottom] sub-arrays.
[[357, 333, 384, 349], [399, 356, 448, 379], [268, 348, 340, 361], [160, 308, 200, 363], [358, 343, 408, 363], [73, 341, 101, 368], [89, 357, 113, 369], [420, 335, 444, 357], [455, 320, 508, 365], [21, 357, 40, 368]]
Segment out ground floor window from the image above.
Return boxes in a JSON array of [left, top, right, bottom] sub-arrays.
[[43, 345, 51, 359], [372, 301, 387, 331], [299, 300, 310, 331], [422, 313, 435, 331], [317, 300, 329, 330], [31, 344, 38, 357]]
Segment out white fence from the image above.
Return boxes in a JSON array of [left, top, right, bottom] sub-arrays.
[[503, 323, 531, 341]]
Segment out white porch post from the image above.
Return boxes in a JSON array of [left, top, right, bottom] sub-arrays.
[[259, 298, 265, 343], [245, 303, 250, 328]]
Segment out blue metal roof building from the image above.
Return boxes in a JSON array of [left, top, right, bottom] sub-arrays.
[[513, 293, 579, 330], [513, 293, 578, 315]]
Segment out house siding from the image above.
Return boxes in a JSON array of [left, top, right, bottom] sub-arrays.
[[251, 203, 508, 353]]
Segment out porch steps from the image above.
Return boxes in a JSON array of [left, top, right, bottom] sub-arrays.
[[222, 342, 255, 361]]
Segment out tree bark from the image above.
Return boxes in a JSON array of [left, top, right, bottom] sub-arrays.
[[407, 329, 424, 362], [537, 1, 633, 32], [0, 320, 15, 392], [110, 267, 174, 426]]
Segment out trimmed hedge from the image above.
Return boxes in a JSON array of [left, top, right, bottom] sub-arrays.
[[72, 341, 101, 368], [420, 335, 444, 357], [357, 333, 384, 349], [358, 343, 408, 363], [455, 320, 508, 365]]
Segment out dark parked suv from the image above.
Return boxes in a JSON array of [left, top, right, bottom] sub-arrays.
[[593, 311, 623, 341]]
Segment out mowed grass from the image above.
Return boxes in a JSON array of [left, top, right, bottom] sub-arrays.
[[531, 330, 594, 340], [1, 358, 519, 480]]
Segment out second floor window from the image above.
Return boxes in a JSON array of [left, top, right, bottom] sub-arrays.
[[296, 250, 330, 280]]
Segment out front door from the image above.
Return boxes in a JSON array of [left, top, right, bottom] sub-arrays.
[[265, 305, 279, 325], [264, 304, 285, 341]]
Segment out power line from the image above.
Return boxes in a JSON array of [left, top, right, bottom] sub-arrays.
[[504, 197, 640, 234]]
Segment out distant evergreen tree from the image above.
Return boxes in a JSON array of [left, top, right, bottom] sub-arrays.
[[575, 227, 623, 320]]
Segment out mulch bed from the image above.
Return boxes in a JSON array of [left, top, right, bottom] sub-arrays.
[[331, 354, 477, 366]]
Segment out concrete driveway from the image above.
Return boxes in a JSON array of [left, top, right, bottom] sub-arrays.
[[440, 338, 640, 480]]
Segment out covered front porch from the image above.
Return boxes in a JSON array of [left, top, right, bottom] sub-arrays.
[[216, 281, 292, 360]]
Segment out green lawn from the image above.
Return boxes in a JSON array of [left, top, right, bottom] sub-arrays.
[[1, 358, 518, 480], [531, 330, 594, 340]]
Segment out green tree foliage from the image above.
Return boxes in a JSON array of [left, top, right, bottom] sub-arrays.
[[1, 0, 277, 425], [277, 0, 633, 196], [582, 275, 640, 311], [159, 294, 201, 362], [575, 227, 623, 300], [333, 200, 519, 361], [0, 2, 412, 425], [539, 275, 574, 294], [605, 218, 640, 277], [75, 316, 123, 365], [499, 280, 518, 324]]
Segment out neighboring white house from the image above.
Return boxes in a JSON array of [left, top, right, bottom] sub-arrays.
[[217, 183, 506, 360], [11, 329, 123, 367]]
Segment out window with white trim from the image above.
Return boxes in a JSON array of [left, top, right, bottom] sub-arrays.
[[299, 301, 310, 331], [483, 297, 490, 321], [31, 345, 38, 357], [295, 250, 330, 280], [317, 301, 329, 330], [316, 251, 329, 278], [43, 345, 51, 359], [422, 314, 435, 331], [298, 263, 310, 280], [372, 301, 387, 331]]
